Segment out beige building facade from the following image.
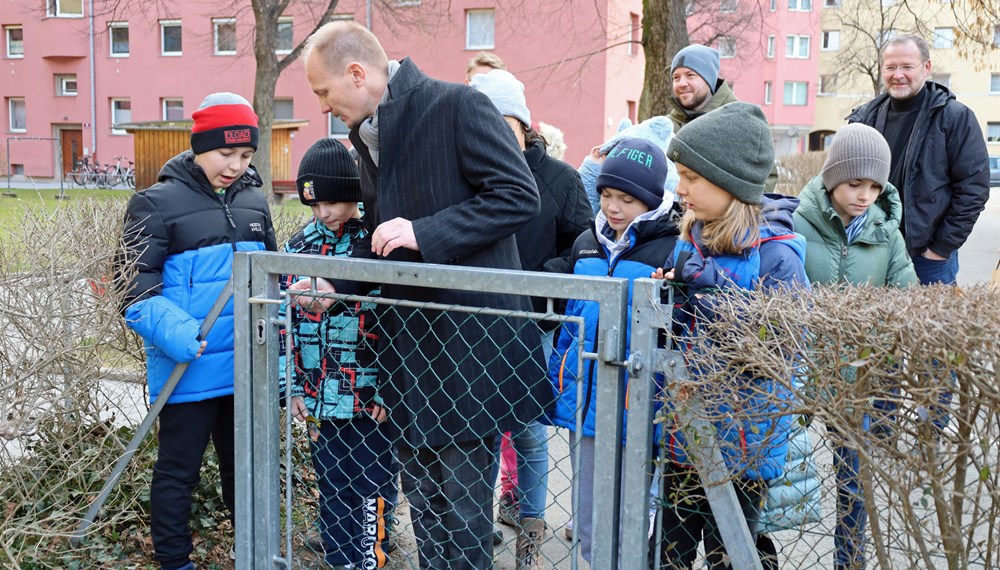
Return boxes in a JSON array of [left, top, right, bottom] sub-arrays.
[[811, 0, 1000, 158]]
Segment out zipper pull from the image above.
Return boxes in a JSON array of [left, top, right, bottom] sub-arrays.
[[224, 203, 236, 229], [842, 245, 848, 258]]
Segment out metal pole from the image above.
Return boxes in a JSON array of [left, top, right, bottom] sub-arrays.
[[88, 0, 97, 158], [71, 277, 235, 546]]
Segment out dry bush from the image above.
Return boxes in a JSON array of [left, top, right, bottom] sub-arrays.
[[655, 284, 1000, 569], [775, 151, 828, 196]]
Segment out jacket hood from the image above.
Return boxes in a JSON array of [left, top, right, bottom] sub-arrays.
[[796, 176, 902, 239], [594, 200, 680, 261], [157, 150, 263, 197], [760, 193, 807, 262]]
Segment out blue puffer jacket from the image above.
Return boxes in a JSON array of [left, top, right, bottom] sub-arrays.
[[119, 151, 276, 404], [277, 217, 382, 420], [547, 202, 680, 439], [665, 195, 808, 481]]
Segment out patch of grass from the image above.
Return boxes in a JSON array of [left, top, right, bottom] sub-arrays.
[[0, 188, 128, 232]]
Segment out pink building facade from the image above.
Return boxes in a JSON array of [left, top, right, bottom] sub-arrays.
[[1, 0, 645, 184]]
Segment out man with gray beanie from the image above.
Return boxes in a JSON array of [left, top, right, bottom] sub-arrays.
[[668, 44, 778, 192]]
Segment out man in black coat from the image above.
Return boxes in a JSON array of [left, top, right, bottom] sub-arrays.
[[302, 21, 552, 569], [848, 34, 989, 285]]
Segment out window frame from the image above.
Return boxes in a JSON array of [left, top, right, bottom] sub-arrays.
[[274, 98, 294, 120], [213, 17, 237, 56], [56, 74, 78, 96], [46, 0, 83, 18], [819, 74, 837, 95], [110, 98, 131, 135], [788, 0, 812, 11], [5, 25, 23, 59], [328, 114, 350, 139], [767, 35, 775, 58], [783, 81, 809, 106], [109, 21, 129, 57], [932, 27, 954, 49], [718, 36, 736, 59], [821, 30, 840, 51], [786, 34, 810, 59], [824, 0, 841, 6], [465, 9, 495, 50], [627, 12, 640, 56], [986, 122, 1000, 143], [160, 19, 182, 56], [989, 73, 1000, 94], [275, 16, 293, 54], [721, 0, 738, 13], [8, 97, 26, 132], [764, 81, 773, 105], [162, 98, 184, 121]]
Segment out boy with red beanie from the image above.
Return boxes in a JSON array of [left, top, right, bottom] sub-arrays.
[[117, 92, 276, 570]]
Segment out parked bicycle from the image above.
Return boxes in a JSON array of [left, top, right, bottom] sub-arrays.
[[68, 156, 107, 188], [105, 156, 135, 189]]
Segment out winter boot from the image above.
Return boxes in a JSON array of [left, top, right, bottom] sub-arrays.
[[515, 517, 545, 570]]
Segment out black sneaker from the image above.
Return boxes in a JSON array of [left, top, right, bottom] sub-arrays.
[[493, 524, 505, 546]]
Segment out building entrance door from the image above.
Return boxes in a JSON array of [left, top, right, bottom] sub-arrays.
[[61, 129, 83, 174]]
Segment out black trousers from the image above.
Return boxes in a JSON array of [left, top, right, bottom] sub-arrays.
[[150, 396, 236, 570], [397, 437, 497, 570], [654, 462, 774, 570]]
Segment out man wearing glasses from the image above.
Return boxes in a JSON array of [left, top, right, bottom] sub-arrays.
[[848, 34, 989, 285]]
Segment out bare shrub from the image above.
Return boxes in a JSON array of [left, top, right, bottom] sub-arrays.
[[655, 284, 1000, 569], [775, 151, 827, 196]]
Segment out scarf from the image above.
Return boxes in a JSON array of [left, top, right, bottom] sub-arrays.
[[357, 59, 401, 168]]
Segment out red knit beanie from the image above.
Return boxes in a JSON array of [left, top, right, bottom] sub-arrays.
[[191, 92, 259, 154]]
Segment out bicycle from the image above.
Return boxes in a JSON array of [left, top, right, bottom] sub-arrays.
[[105, 156, 135, 189], [68, 156, 107, 188]]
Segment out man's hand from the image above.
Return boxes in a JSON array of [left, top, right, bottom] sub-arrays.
[[288, 277, 337, 312], [290, 396, 308, 422], [922, 248, 946, 261], [372, 218, 419, 257]]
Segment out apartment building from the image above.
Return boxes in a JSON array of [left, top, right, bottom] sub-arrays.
[[812, 0, 1000, 154], [1, 0, 644, 182]]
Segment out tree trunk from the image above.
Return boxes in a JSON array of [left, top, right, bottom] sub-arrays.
[[252, 0, 279, 200], [639, 0, 690, 121]]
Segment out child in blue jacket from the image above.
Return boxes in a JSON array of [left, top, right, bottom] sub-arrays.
[[279, 139, 394, 569], [547, 137, 681, 564], [654, 102, 808, 569], [118, 93, 276, 570]]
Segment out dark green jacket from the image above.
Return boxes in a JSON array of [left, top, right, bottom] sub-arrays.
[[793, 175, 917, 287]]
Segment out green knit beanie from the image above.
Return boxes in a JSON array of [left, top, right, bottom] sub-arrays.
[[667, 102, 774, 205]]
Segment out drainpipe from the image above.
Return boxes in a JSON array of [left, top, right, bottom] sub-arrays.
[[88, 0, 96, 157], [365, 0, 371, 29]]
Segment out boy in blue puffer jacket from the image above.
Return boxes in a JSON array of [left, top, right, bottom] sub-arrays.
[[118, 93, 276, 570], [653, 102, 808, 569], [547, 137, 681, 564], [279, 139, 394, 570]]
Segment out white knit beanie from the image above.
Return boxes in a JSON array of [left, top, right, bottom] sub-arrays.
[[469, 69, 532, 127]]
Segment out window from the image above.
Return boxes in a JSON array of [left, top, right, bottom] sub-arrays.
[[628, 12, 640, 56], [397, 0, 421, 5], [990, 73, 1000, 94], [783, 81, 808, 106], [767, 35, 775, 58], [46, 0, 82, 17], [786, 35, 810, 58], [627, 100, 638, 124], [824, 0, 841, 6], [877, 29, 897, 47], [465, 9, 494, 50], [214, 18, 236, 55], [770, 0, 777, 11], [160, 20, 182, 56], [718, 36, 736, 58], [930, 73, 950, 87], [822, 30, 840, 51], [933, 27, 954, 49], [56, 74, 77, 96], [5, 26, 23, 58], [788, 0, 811, 10], [274, 98, 293, 120], [764, 81, 772, 105], [881, 0, 896, 5], [8, 98, 26, 132], [987, 122, 1000, 142], [819, 74, 837, 94], [684, 2, 696, 16], [994, 25, 1000, 47], [329, 115, 349, 138], [276, 17, 293, 54], [721, 0, 738, 13], [162, 98, 183, 121], [109, 22, 129, 56], [111, 98, 131, 134]]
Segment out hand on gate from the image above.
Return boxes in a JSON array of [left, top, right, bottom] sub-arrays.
[[290, 396, 309, 422], [288, 278, 337, 312]]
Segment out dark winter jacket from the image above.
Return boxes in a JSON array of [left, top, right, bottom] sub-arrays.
[[665, 195, 807, 481], [794, 176, 917, 287], [848, 82, 990, 258], [547, 202, 681, 439], [119, 151, 276, 404], [345, 58, 553, 448], [278, 218, 382, 420]]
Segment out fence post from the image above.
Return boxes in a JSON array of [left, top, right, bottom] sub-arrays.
[[233, 252, 255, 567]]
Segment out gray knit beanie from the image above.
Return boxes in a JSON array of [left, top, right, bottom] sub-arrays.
[[667, 102, 774, 205], [671, 45, 721, 94], [821, 123, 891, 190], [469, 69, 531, 127]]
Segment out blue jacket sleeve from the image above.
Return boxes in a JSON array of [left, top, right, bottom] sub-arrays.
[[125, 296, 202, 363]]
